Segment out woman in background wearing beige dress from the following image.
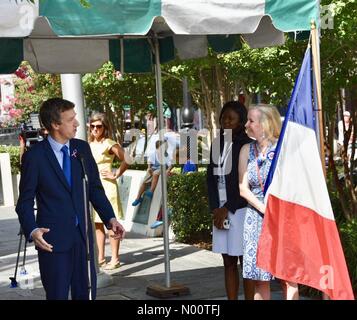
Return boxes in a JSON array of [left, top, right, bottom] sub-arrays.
[[88, 113, 128, 270]]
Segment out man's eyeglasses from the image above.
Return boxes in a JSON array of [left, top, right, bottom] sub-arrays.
[[90, 124, 103, 130]]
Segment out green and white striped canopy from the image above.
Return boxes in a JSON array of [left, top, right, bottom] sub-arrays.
[[0, 0, 319, 74]]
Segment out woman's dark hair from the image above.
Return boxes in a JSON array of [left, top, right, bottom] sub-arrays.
[[219, 100, 248, 134]]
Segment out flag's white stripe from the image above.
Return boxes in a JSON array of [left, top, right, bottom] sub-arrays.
[[266, 121, 334, 220], [162, 0, 265, 34]]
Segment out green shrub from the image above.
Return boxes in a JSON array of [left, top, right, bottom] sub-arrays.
[[167, 171, 212, 243], [0, 145, 21, 174], [327, 173, 357, 294], [340, 219, 357, 294]]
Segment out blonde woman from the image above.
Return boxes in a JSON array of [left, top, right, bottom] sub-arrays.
[[239, 105, 298, 300], [88, 113, 128, 270]]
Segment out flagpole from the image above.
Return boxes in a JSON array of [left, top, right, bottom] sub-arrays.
[[310, 20, 326, 176], [311, 20, 330, 300]]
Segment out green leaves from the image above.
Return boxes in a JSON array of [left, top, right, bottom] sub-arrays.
[[0, 145, 21, 175], [320, 0, 357, 112], [339, 219, 357, 291], [167, 171, 212, 243], [79, 0, 91, 8], [83, 62, 156, 116]]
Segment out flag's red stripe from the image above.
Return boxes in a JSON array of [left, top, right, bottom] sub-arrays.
[[257, 194, 354, 300]]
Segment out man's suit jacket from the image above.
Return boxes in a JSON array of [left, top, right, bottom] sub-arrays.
[[16, 138, 115, 252]]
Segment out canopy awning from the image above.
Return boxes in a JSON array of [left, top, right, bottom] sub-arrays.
[[0, 0, 319, 74]]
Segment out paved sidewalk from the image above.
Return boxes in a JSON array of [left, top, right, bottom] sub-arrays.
[[0, 206, 289, 300]]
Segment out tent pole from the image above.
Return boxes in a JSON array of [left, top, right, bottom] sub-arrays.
[[146, 37, 190, 298], [311, 21, 326, 177], [153, 37, 171, 288]]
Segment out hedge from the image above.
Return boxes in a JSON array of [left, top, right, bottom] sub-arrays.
[[167, 170, 212, 243], [0, 145, 21, 175]]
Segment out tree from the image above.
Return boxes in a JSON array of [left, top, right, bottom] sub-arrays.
[[3, 63, 61, 126], [83, 62, 159, 143], [162, 41, 306, 135], [320, 0, 357, 220]]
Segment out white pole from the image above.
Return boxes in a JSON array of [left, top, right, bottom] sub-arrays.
[[153, 37, 171, 288], [60, 74, 87, 141]]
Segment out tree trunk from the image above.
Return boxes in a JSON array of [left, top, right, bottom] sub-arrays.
[[334, 87, 357, 219], [327, 109, 351, 220], [215, 65, 225, 108], [199, 68, 218, 137]]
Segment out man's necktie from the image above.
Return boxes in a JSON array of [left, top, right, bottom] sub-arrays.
[[61, 145, 78, 226], [61, 145, 71, 187]]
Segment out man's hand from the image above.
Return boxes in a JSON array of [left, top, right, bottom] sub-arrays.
[[32, 228, 53, 252], [213, 207, 229, 229], [108, 218, 126, 240]]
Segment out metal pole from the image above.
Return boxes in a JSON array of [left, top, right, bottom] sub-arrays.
[[81, 165, 92, 300], [183, 77, 190, 111], [182, 77, 191, 161], [153, 37, 171, 288], [9, 228, 23, 287]]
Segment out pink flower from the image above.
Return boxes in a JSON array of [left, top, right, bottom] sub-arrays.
[[114, 71, 123, 80], [15, 69, 27, 79], [8, 97, 18, 104], [2, 103, 14, 112], [8, 108, 23, 119]]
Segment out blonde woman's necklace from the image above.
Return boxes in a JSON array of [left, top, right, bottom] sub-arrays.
[[256, 141, 271, 158]]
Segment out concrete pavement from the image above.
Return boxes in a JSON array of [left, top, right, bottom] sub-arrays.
[[0, 206, 290, 300]]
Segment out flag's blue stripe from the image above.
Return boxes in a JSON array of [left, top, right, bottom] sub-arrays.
[[264, 48, 313, 194], [289, 51, 315, 131]]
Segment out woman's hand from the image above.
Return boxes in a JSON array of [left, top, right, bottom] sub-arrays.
[[259, 203, 266, 215], [100, 169, 117, 181], [213, 207, 229, 229]]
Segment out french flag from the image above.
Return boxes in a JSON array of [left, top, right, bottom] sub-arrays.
[[257, 48, 354, 300]]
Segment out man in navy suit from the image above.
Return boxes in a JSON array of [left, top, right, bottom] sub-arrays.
[[16, 98, 125, 300]]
